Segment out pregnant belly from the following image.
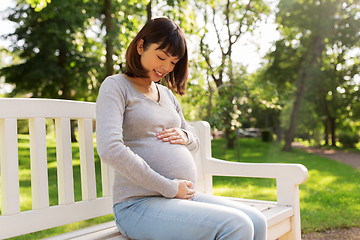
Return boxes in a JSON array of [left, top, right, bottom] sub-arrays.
[[127, 139, 197, 184]]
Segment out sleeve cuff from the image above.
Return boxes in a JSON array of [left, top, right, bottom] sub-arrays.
[[161, 179, 179, 198], [182, 129, 199, 152]]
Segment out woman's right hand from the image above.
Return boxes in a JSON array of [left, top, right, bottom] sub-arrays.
[[175, 180, 195, 200]]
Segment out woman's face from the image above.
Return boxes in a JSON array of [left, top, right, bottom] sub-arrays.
[[137, 40, 180, 82]]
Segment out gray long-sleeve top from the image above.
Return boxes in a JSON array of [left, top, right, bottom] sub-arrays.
[[96, 74, 199, 204]]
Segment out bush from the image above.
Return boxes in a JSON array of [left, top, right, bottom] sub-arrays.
[[17, 119, 29, 134], [261, 129, 273, 142], [338, 132, 359, 148]]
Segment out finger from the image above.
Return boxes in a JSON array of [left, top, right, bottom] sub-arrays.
[[160, 128, 176, 135], [188, 189, 196, 195], [169, 134, 179, 140], [157, 128, 175, 139], [164, 135, 181, 142], [187, 192, 195, 200], [185, 181, 193, 188], [186, 195, 194, 200], [170, 138, 185, 144]]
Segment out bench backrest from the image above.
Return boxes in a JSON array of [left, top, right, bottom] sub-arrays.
[[0, 98, 115, 239], [0, 98, 212, 239]]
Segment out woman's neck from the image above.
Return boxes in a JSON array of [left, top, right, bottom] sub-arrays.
[[128, 77, 153, 93], [126, 75, 160, 102]]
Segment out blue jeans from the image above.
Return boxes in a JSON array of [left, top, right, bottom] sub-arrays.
[[113, 192, 267, 240]]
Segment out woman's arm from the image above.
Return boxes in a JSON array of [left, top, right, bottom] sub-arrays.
[[96, 77, 179, 198], [164, 88, 200, 151]]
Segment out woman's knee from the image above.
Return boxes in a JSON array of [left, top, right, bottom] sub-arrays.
[[219, 209, 268, 240], [217, 212, 254, 240], [255, 211, 267, 229], [250, 208, 267, 231], [249, 209, 267, 240]]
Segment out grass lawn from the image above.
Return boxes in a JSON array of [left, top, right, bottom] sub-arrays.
[[1, 135, 359, 238], [211, 138, 360, 233]]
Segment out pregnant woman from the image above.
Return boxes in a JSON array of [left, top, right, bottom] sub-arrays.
[[96, 17, 266, 240]]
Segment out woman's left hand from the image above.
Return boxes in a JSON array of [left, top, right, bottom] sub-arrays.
[[157, 128, 189, 145]]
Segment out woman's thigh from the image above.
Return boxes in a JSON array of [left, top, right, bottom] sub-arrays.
[[113, 196, 257, 240]]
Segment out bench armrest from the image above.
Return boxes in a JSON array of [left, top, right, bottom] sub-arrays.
[[205, 157, 308, 185], [204, 156, 308, 210]]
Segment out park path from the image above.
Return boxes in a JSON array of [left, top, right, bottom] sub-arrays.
[[292, 142, 360, 169]]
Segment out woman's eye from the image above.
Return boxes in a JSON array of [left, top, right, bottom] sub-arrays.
[[171, 62, 176, 65], [158, 56, 165, 60]]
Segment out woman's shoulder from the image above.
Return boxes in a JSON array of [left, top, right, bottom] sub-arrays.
[[100, 74, 133, 92], [102, 74, 129, 87], [98, 74, 134, 101]]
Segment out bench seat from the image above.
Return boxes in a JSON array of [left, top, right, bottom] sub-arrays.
[[43, 199, 293, 240]]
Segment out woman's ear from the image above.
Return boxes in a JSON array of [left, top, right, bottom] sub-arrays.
[[136, 39, 144, 55]]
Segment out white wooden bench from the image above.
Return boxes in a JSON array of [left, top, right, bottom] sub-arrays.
[[0, 98, 308, 240]]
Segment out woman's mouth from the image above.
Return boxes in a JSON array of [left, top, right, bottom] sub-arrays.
[[154, 70, 164, 78]]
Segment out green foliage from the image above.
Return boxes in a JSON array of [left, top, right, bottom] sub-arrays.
[[26, 0, 51, 11], [264, 0, 360, 149], [17, 119, 29, 134], [211, 138, 360, 232], [1, 0, 359, 154], [179, 59, 212, 121], [1, 0, 102, 100], [1, 0, 199, 101], [196, 0, 270, 148], [338, 132, 359, 148]]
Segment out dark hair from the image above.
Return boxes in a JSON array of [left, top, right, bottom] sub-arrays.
[[125, 18, 188, 95]]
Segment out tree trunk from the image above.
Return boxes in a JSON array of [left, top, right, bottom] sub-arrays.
[[283, 35, 324, 151], [225, 127, 235, 149], [275, 124, 282, 142], [323, 120, 329, 146], [322, 92, 329, 145], [329, 117, 336, 146], [206, 74, 213, 119], [104, 0, 114, 77], [283, 79, 305, 151], [147, 0, 152, 21]]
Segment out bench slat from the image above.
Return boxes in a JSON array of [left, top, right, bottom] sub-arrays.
[[55, 118, 74, 204], [0, 118, 20, 215], [29, 118, 50, 209], [0, 197, 113, 239], [42, 221, 123, 240], [101, 161, 114, 197], [78, 119, 97, 200], [0, 98, 96, 119]]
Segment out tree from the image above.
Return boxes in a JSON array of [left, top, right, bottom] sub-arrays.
[[268, 0, 360, 150], [317, 0, 360, 146], [1, 0, 100, 100], [197, 0, 269, 148], [1, 0, 103, 142]]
